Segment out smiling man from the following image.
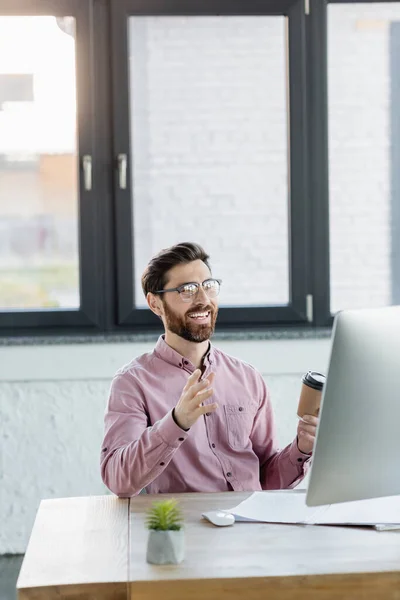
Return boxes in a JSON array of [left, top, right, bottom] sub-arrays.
[[101, 242, 317, 497]]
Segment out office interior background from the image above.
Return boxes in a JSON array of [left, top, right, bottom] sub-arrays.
[[1, 0, 399, 597]]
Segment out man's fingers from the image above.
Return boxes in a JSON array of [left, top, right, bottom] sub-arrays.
[[183, 369, 201, 392], [185, 378, 211, 401], [184, 370, 215, 390], [189, 387, 214, 408], [207, 372, 215, 385], [301, 415, 319, 426], [188, 372, 215, 404], [297, 423, 317, 435], [299, 430, 315, 438], [196, 403, 218, 417]]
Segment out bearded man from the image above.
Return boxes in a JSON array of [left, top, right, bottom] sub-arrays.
[[101, 242, 317, 496]]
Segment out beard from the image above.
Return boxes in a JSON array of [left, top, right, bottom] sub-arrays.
[[162, 300, 218, 343]]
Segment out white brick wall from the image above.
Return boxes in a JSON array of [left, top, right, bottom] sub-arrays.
[[130, 16, 290, 307], [129, 7, 400, 312]]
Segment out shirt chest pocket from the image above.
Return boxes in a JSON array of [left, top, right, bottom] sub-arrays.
[[223, 405, 254, 450]]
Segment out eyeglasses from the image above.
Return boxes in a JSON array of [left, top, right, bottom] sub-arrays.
[[155, 278, 222, 303]]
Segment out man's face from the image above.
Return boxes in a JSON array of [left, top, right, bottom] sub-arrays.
[[157, 260, 219, 343]]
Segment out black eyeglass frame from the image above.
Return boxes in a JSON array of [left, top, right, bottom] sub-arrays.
[[154, 278, 222, 298]]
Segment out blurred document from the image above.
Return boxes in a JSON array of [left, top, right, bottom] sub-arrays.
[[224, 491, 400, 529]]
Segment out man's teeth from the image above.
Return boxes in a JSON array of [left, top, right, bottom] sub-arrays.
[[188, 311, 210, 318]]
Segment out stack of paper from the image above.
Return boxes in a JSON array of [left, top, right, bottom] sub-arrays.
[[223, 491, 400, 530]]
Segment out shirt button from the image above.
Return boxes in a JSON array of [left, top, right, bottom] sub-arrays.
[[178, 437, 184, 442], [178, 363, 182, 368], [297, 458, 303, 462], [211, 443, 216, 448], [226, 472, 232, 478], [205, 412, 211, 417], [160, 462, 165, 466], [238, 407, 243, 412], [183, 360, 189, 365]]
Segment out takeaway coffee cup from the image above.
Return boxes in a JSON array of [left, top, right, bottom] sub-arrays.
[[297, 371, 326, 419]]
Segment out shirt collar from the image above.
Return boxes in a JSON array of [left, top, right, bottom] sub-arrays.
[[154, 335, 214, 371]]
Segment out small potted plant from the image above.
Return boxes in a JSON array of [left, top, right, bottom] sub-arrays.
[[145, 498, 185, 565]]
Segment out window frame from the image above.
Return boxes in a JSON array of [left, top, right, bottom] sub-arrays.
[[2, 0, 396, 337], [328, 0, 400, 3], [307, 0, 331, 327], [0, 0, 104, 335], [110, 0, 312, 331]]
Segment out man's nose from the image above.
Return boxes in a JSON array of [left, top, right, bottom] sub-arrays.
[[196, 285, 209, 303]]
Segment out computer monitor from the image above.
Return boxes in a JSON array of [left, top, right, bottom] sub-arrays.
[[306, 305, 400, 507]]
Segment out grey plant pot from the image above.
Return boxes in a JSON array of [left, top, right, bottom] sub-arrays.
[[146, 529, 185, 565]]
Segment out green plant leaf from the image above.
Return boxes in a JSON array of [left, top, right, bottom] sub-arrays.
[[145, 498, 184, 531]]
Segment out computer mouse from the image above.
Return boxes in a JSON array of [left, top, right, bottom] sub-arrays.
[[202, 510, 235, 527]]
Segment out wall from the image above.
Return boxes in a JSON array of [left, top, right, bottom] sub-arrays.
[[0, 337, 331, 554]]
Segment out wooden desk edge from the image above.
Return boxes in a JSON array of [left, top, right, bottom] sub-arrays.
[[18, 581, 127, 600], [129, 570, 400, 600]]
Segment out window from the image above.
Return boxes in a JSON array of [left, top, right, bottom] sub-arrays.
[[112, 0, 309, 329], [0, 1, 101, 333], [328, 2, 400, 313], [1, 0, 398, 337], [0, 16, 79, 310]]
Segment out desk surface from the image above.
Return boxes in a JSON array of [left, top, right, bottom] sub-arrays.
[[17, 491, 400, 600]]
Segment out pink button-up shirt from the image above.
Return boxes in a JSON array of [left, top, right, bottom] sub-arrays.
[[101, 336, 310, 497]]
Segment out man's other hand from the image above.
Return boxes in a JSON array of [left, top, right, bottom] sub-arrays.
[[174, 370, 217, 430], [297, 414, 318, 454]]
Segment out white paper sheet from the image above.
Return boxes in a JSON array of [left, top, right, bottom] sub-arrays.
[[225, 491, 322, 524], [314, 495, 400, 526], [224, 491, 400, 529]]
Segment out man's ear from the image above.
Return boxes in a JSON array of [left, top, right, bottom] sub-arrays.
[[147, 292, 163, 318]]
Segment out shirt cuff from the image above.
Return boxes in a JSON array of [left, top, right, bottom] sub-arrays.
[[288, 438, 312, 468], [156, 410, 190, 448]]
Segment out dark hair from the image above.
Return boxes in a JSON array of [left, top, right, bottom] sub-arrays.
[[141, 242, 211, 296]]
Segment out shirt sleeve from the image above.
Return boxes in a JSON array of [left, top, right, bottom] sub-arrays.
[[100, 371, 188, 497], [250, 372, 311, 490]]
